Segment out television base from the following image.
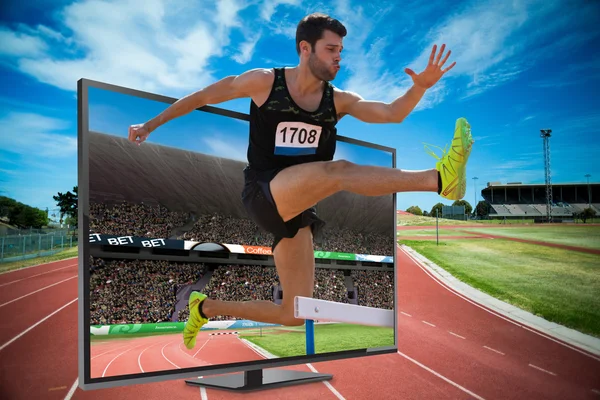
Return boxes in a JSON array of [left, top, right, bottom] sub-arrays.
[[185, 368, 333, 392]]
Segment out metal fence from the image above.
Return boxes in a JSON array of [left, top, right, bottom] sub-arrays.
[[0, 232, 78, 263], [442, 205, 467, 221]]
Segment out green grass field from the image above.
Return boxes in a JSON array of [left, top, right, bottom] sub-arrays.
[[402, 239, 600, 338], [456, 226, 600, 250], [397, 229, 480, 237], [240, 323, 394, 357], [0, 246, 78, 273]]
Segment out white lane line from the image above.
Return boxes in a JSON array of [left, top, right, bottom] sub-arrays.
[[101, 343, 147, 378], [0, 264, 77, 287], [398, 246, 600, 361], [0, 298, 77, 352], [0, 275, 77, 307], [397, 350, 486, 400], [306, 363, 345, 400], [448, 331, 466, 340], [483, 346, 505, 356], [63, 377, 78, 400], [161, 342, 181, 369], [91, 344, 130, 360], [422, 320, 436, 327], [529, 363, 557, 376], [192, 338, 212, 358], [400, 311, 412, 317]]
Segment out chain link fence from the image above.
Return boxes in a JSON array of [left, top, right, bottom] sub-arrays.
[[0, 231, 78, 263]]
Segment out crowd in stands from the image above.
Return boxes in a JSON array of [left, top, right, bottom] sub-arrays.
[[89, 202, 189, 238], [90, 200, 394, 255], [351, 270, 394, 310], [89, 257, 205, 325], [90, 256, 393, 325]]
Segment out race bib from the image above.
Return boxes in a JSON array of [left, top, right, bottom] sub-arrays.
[[274, 121, 322, 156]]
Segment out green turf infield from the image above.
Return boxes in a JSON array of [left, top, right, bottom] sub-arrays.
[[240, 323, 394, 357], [403, 239, 600, 338], [456, 226, 600, 250]]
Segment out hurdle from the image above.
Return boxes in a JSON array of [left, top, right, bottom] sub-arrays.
[[294, 296, 395, 355]]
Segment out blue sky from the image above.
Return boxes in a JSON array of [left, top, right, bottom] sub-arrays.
[[1, 0, 599, 222]]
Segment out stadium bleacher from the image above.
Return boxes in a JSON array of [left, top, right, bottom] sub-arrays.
[[480, 182, 598, 222]]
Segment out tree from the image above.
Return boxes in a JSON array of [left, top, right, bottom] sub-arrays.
[[430, 202, 444, 217], [53, 186, 78, 227], [475, 201, 491, 217], [581, 207, 597, 223], [452, 199, 472, 215], [0, 196, 49, 228], [406, 206, 423, 215]]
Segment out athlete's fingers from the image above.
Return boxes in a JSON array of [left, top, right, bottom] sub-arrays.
[[428, 44, 437, 65], [442, 61, 456, 73], [435, 44, 445, 65]]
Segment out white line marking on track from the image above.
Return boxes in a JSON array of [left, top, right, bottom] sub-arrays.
[[63, 377, 78, 400], [422, 320, 436, 327], [193, 338, 212, 358], [306, 363, 345, 400], [138, 344, 155, 373], [528, 363, 557, 376], [400, 311, 412, 317], [0, 298, 77, 352], [0, 264, 77, 287], [0, 275, 77, 307], [591, 388, 600, 395], [397, 350, 486, 400], [399, 246, 600, 361], [161, 342, 181, 369], [448, 331, 466, 339], [91, 344, 130, 360], [200, 385, 208, 400], [483, 346, 505, 355]]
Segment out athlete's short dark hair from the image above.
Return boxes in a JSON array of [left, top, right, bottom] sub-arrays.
[[296, 13, 347, 55]]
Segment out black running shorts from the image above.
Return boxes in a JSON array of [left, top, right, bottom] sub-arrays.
[[241, 165, 325, 251]]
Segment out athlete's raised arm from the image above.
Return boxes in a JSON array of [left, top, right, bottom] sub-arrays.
[[335, 44, 456, 124], [128, 68, 272, 145]]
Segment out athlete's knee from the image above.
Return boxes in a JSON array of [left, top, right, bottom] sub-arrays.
[[323, 159, 354, 187]]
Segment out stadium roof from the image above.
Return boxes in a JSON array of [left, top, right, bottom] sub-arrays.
[[87, 131, 394, 234]]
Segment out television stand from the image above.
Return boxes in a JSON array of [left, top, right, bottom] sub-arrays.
[[185, 368, 333, 392]]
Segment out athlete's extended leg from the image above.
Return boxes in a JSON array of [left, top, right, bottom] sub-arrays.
[[271, 118, 474, 222], [199, 226, 314, 326]]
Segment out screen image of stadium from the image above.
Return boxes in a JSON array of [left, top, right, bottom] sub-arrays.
[[79, 80, 398, 386]]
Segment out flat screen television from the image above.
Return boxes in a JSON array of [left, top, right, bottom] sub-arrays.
[[77, 78, 397, 391]]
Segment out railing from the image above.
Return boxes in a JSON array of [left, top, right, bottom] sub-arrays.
[[0, 232, 78, 263]]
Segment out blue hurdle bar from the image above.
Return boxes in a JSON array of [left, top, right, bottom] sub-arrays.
[[306, 319, 315, 355]]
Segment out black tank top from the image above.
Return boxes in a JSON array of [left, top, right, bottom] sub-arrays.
[[246, 67, 338, 171]]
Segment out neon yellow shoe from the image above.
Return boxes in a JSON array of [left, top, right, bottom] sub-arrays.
[[424, 117, 474, 201], [183, 291, 209, 349]]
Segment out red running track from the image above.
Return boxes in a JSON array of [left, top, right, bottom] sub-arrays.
[[0, 249, 599, 399]]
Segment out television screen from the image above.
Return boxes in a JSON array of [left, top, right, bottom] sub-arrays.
[[78, 79, 397, 390]]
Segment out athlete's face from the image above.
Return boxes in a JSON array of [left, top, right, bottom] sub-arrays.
[[308, 30, 343, 81]]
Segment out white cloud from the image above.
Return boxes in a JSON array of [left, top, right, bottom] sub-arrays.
[[260, 0, 301, 22], [201, 136, 248, 162], [0, 26, 48, 57], [0, 0, 258, 97], [0, 112, 75, 158], [233, 32, 262, 64]]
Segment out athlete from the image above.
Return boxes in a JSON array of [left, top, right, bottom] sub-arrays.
[[128, 13, 473, 349]]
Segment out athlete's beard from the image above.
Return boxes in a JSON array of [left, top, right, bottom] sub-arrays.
[[308, 52, 337, 81]]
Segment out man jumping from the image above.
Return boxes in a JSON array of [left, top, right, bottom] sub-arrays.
[[128, 13, 473, 349]]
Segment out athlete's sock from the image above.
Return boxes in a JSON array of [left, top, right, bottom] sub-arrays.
[[198, 300, 208, 319], [437, 171, 442, 194]]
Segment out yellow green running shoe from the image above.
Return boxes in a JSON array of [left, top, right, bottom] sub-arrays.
[[424, 117, 474, 201], [183, 291, 208, 349]]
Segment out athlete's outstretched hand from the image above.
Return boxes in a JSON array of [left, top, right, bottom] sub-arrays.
[[405, 44, 456, 90], [128, 123, 150, 146]]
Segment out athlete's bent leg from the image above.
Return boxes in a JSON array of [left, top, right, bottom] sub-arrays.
[[270, 160, 438, 222], [200, 226, 314, 326]]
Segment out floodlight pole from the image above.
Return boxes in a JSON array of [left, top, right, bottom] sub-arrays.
[[585, 174, 591, 208], [473, 177, 478, 219], [540, 129, 553, 223]]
